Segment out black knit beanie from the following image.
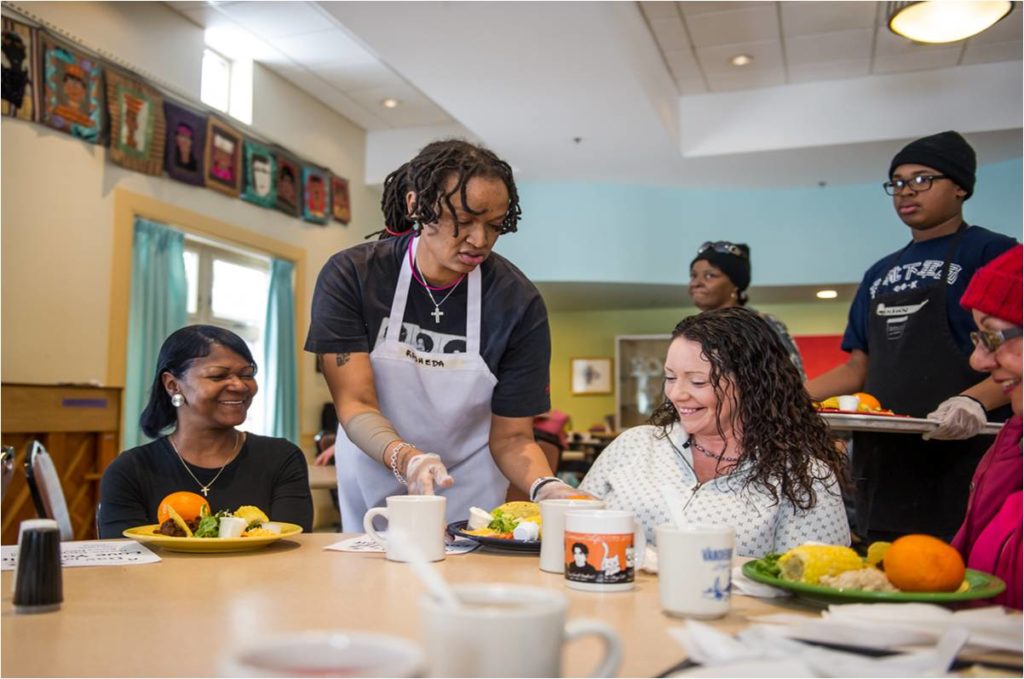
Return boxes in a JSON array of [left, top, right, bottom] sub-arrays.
[[888, 131, 976, 200], [691, 243, 751, 292]]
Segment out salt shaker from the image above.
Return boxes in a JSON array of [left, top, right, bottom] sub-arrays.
[[13, 518, 63, 614]]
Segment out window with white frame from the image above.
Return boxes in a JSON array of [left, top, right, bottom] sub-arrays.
[[184, 235, 270, 434], [200, 47, 253, 125]]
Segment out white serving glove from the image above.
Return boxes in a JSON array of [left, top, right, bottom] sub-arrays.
[[923, 395, 987, 441], [404, 452, 454, 495], [533, 479, 593, 502]]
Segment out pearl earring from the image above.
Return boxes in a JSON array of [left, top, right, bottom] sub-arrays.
[[171, 393, 185, 408]]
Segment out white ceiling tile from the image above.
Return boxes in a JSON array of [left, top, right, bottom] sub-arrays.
[[788, 59, 871, 83], [345, 84, 431, 110], [649, 16, 690, 49], [679, 2, 767, 16], [961, 40, 1024, 64], [696, 39, 784, 74], [785, 28, 873, 65], [780, 1, 878, 36], [312, 62, 404, 93], [685, 4, 780, 48], [217, 1, 335, 39], [873, 49, 962, 74], [378, 104, 454, 129], [664, 48, 702, 80], [269, 29, 376, 66], [966, 10, 1022, 44], [705, 68, 786, 92], [639, 1, 680, 20], [676, 77, 709, 94]]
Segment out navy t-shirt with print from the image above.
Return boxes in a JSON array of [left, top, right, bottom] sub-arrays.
[[842, 225, 1017, 357], [305, 233, 551, 418]]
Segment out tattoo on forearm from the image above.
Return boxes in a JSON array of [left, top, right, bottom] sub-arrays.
[[335, 353, 351, 367]]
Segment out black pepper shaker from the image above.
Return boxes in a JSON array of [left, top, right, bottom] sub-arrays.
[[13, 519, 63, 614]]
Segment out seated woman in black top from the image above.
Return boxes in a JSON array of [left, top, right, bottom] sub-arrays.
[[98, 325, 313, 538]]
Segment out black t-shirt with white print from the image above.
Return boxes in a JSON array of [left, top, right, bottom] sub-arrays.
[[305, 233, 551, 418]]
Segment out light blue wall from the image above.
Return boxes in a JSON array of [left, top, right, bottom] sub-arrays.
[[497, 158, 1022, 286]]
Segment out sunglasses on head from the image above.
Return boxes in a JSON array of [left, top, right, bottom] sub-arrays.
[[971, 327, 1023, 352], [698, 241, 747, 259]]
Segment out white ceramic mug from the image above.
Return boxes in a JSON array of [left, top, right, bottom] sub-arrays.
[[563, 509, 646, 592], [655, 523, 734, 619], [418, 583, 622, 678], [219, 630, 423, 677], [363, 495, 446, 562], [539, 498, 605, 573]]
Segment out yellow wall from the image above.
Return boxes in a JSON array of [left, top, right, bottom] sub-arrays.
[[0, 2, 382, 452], [548, 301, 851, 431]]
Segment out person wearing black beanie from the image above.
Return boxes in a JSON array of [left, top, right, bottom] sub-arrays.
[[806, 131, 1018, 543], [688, 241, 805, 379]]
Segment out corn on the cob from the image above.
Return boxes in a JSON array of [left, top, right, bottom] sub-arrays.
[[777, 544, 863, 584]]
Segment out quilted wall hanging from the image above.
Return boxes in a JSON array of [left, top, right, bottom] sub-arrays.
[[274, 150, 302, 217], [241, 138, 277, 208], [40, 35, 105, 143], [106, 69, 165, 176], [2, 17, 39, 121], [331, 174, 351, 225], [163, 100, 206, 186], [302, 164, 330, 225], [204, 116, 243, 197]]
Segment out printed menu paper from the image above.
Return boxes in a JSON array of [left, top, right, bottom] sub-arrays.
[[2, 540, 161, 570], [327, 534, 479, 555]]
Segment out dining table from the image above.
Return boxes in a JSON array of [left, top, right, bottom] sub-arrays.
[[0, 533, 1018, 677]]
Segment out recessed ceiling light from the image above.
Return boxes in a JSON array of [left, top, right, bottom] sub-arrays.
[[816, 289, 839, 300], [730, 54, 754, 67], [381, 98, 399, 109]]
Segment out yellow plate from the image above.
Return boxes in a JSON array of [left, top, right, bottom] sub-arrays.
[[122, 523, 303, 553]]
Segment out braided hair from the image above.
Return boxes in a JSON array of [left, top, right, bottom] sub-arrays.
[[373, 139, 521, 240], [649, 307, 848, 510]]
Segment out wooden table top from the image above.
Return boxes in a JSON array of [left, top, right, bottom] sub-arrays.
[[1, 533, 1015, 677]]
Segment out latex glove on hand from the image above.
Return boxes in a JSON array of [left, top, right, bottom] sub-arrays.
[[404, 453, 454, 495], [923, 396, 987, 441], [534, 479, 594, 502]]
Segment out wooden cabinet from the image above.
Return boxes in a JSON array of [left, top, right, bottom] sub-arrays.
[[1, 384, 121, 544]]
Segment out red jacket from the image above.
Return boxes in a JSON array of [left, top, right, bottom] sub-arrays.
[[952, 415, 1022, 610]]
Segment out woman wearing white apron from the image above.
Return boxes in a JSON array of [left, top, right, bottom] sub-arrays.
[[306, 140, 583, 529]]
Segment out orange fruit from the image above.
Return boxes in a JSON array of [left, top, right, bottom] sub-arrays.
[[157, 491, 210, 525], [882, 534, 965, 592], [853, 392, 882, 411]]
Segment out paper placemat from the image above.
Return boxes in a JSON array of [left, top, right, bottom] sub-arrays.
[[326, 533, 480, 555], [2, 540, 161, 570]]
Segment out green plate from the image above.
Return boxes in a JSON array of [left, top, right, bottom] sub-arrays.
[[741, 559, 1005, 606]]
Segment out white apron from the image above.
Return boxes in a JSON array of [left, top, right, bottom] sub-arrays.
[[335, 236, 507, 530]]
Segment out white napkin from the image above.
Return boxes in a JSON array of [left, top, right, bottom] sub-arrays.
[[731, 564, 791, 598], [667, 620, 969, 677], [325, 534, 480, 555]]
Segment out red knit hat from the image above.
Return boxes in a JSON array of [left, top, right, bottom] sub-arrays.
[[960, 244, 1023, 326]]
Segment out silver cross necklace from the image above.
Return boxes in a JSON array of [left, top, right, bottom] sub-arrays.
[[414, 258, 463, 324], [168, 430, 241, 497]]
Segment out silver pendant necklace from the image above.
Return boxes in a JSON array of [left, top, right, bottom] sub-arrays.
[[414, 257, 462, 324], [168, 430, 241, 497]]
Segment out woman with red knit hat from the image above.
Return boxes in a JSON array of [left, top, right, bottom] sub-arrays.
[[953, 244, 1022, 609]]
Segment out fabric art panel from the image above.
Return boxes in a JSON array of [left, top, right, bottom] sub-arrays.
[[331, 174, 351, 225], [163, 101, 206, 186], [204, 117, 242, 197], [40, 35, 105, 143], [274, 150, 302, 217], [2, 18, 39, 121], [241, 139, 277, 208], [106, 70, 165, 176], [302, 165, 331, 225]]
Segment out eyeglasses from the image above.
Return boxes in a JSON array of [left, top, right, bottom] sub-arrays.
[[970, 327, 1023, 352], [882, 174, 950, 196], [698, 241, 747, 259]]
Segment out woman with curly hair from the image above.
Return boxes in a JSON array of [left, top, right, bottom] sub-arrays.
[[579, 307, 850, 556]]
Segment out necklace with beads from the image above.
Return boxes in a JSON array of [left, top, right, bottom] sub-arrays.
[[168, 430, 242, 497], [686, 437, 740, 463]]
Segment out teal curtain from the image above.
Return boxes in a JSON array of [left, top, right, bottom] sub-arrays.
[[123, 217, 187, 448], [264, 258, 298, 444]]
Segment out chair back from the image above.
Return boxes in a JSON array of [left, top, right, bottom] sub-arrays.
[[1, 445, 13, 502], [24, 441, 73, 541]]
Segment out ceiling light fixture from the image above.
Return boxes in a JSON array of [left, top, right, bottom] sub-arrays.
[[730, 54, 754, 67], [381, 98, 400, 109], [887, 1, 1013, 44], [816, 290, 839, 300]]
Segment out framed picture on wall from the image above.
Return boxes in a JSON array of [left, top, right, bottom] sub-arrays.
[[571, 357, 613, 396]]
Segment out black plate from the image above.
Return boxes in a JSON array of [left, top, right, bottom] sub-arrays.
[[446, 520, 541, 553]]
